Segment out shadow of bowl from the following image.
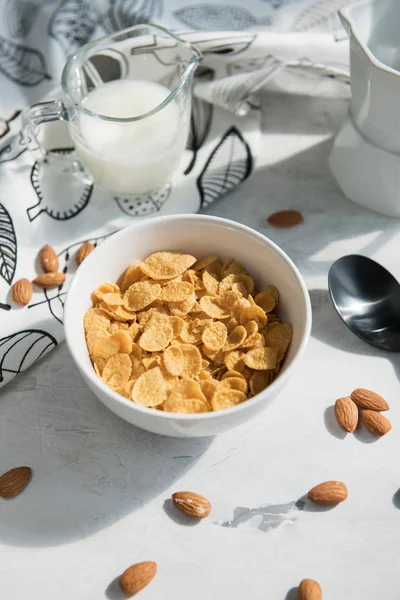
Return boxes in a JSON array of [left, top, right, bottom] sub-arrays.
[[0, 345, 214, 548]]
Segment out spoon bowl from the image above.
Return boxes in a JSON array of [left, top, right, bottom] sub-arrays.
[[328, 255, 400, 352]]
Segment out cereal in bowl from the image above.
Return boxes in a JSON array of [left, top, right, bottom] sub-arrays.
[[84, 252, 293, 413]]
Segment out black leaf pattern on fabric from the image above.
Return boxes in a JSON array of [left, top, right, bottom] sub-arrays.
[[0, 110, 21, 139], [190, 33, 256, 56], [174, 4, 270, 31], [261, 0, 285, 8], [28, 232, 116, 324], [0, 110, 28, 163], [27, 148, 93, 222], [197, 126, 252, 208], [4, 0, 39, 37], [0, 36, 51, 86], [0, 329, 58, 384], [227, 55, 279, 76], [0, 130, 27, 163], [0, 203, 17, 286], [0, 302, 11, 311], [48, 0, 99, 56], [102, 0, 163, 32], [114, 184, 171, 217], [185, 66, 214, 175], [292, 0, 344, 32]]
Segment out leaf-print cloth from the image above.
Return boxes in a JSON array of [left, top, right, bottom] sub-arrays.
[[0, 0, 352, 387]]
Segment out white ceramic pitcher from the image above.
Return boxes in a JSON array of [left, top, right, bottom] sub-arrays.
[[329, 0, 400, 217], [342, 0, 400, 152]]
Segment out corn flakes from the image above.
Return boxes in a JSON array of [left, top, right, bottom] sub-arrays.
[[85, 251, 293, 413]]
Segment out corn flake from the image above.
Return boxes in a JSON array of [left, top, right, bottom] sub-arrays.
[[140, 252, 196, 280], [84, 307, 110, 331], [132, 367, 167, 407], [170, 316, 184, 338], [264, 323, 293, 356], [202, 321, 227, 352], [130, 355, 146, 379], [181, 344, 202, 378], [199, 296, 230, 319], [160, 281, 194, 302], [174, 377, 205, 400], [244, 347, 278, 370], [211, 388, 247, 411], [202, 270, 220, 294], [163, 395, 210, 414], [261, 285, 279, 305], [255, 291, 276, 313], [201, 379, 220, 401], [121, 261, 143, 293], [193, 255, 219, 271], [221, 376, 247, 394], [169, 295, 196, 316], [139, 313, 174, 352], [162, 345, 185, 376], [224, 350, 246, 372], [220, 273, 254, 296], [102, 353, 131, 391], [250, 371, 273, 396], [240, 305, 267, 328], [102, 292, 123, 306], [223, 325, 247, 352], [93, 283, 120, 302], [124, 281, 161, 312], [86, 325, 108, 353]]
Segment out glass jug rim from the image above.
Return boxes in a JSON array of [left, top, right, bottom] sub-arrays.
[[61, 23, 202, 123]]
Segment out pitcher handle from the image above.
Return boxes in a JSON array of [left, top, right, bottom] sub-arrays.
[[21, 100, 88, 181], [22, 100, 66, 163]]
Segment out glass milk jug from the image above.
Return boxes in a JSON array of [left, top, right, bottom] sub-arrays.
[[22, 24, 202, 196]]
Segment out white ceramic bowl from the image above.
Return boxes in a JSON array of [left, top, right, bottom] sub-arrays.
[[64, 215, 311, 438]]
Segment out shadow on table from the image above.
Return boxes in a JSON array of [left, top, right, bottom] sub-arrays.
[[202, 92, 400, 284], [284, 587, 298, 600], [392, 489, 400, 510], [309, 288, 400, 385], [0, 345, 213, 548]]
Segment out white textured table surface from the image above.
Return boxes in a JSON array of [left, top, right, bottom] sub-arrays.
[[2, 90, 400, 600]]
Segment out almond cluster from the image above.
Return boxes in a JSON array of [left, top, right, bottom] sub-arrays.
[[334, 388, 391, 436], [11, 241, 94, 306]]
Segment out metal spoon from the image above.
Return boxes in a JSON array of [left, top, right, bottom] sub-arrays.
[[328, 255, 400, 352]]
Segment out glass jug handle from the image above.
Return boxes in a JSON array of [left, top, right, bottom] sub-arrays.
[[21, 100, 86, 177]]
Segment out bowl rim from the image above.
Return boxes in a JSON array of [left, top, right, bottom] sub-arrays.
[[64, 214, 312, 421]]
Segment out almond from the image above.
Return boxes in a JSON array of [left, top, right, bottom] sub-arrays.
[[307, 481, 348, 505], [0, 466, 32, 498], [362, 410, 392, 436], [172, 491, 211, 518], [76, 241, 94, 266], [12, 278, 33, 305], [32, 272, 66, 288], [39, 244, 59, 273], [351, 388, 389, 411], [297, 579, 322, 600], [119, 561, 157, 596], [267, 210, 304, 228], [334, 397, 358, 433]]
